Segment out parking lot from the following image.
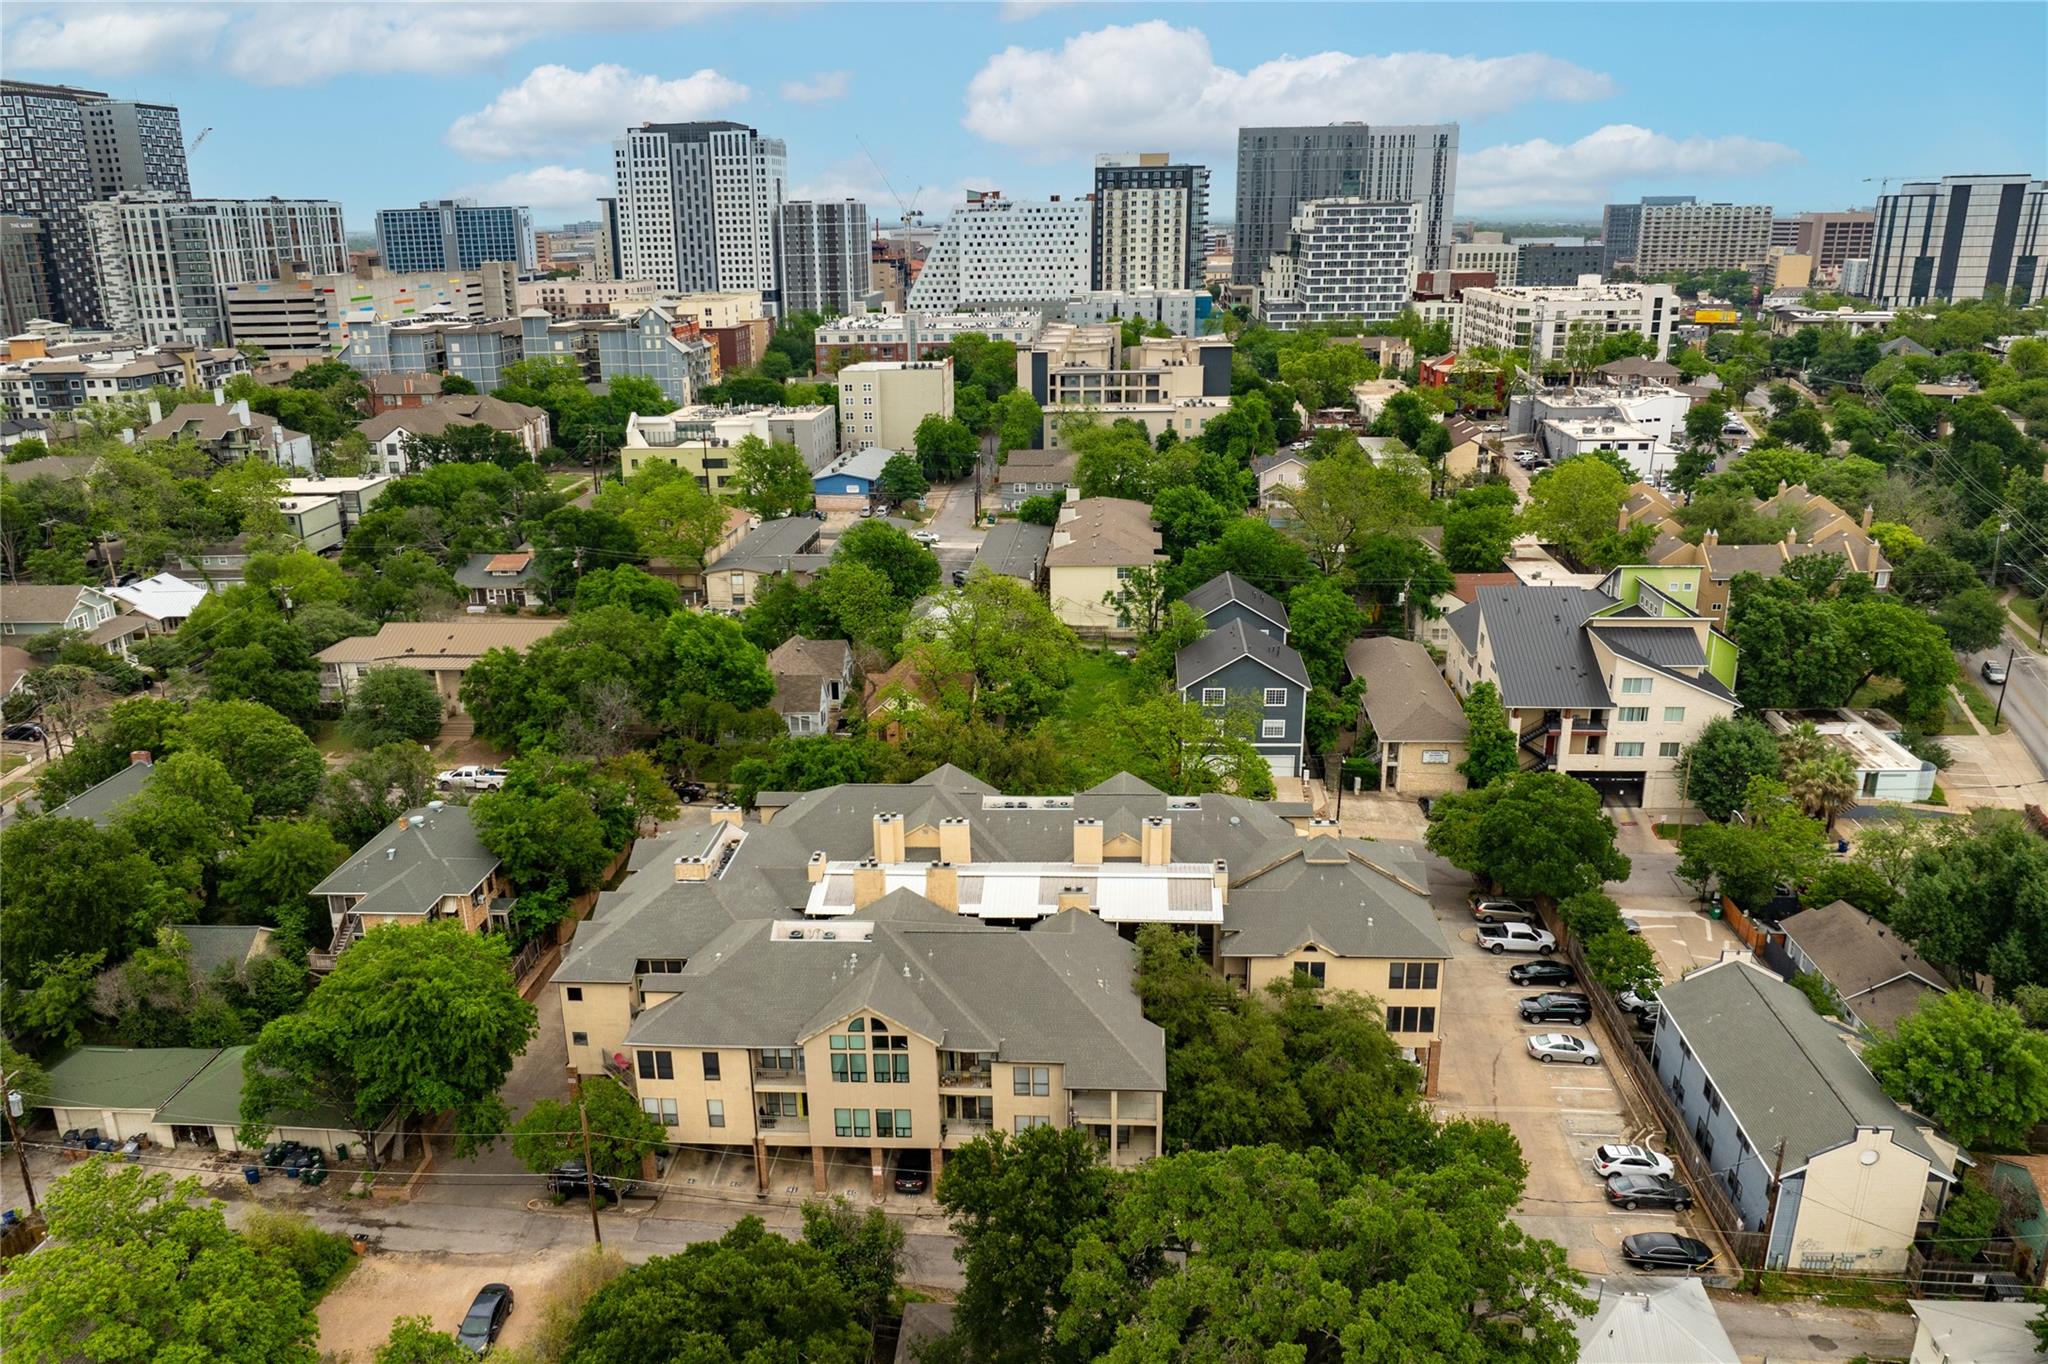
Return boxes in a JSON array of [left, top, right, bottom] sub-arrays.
[[1418, 853, 1719, 1277]]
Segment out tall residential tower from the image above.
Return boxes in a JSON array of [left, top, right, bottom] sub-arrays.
[[375, 200, 535, 273], [1868, 175, 2046, 306], [777, 199, 869, 316], [611, 121, 786, 307], [1092, 153, 1209, 292], [1233, 123, 1457, 282]]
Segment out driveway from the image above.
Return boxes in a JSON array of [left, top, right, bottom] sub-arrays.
[[921, 477, 986, 584], [409, 971, 570, 1211]]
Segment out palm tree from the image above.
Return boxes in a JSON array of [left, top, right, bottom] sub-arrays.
[[1776, 720, 1832, 770], [1784, 750, 1858, 830]]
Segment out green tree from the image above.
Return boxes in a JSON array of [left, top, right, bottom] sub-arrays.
[[1585, 929, 1661, 995], [572, 563, 681, 619], [318, 743, 436, 848], [665, 610, 775, 710], [217, 818, 347, 938], [1783, 746, 1859, 829], [1843, 597, 1958, 719], [109, 750, 252, 902], [1864, 990, 2048, 1150], [564, 1217, 869, 1364], [239, 923, 538, 1162], [1085, 693, 1276, 799], [593, 461, 733, 576], [912, 569, 1079, 727], [913, 413, 979, 482], [1015, 493, 1061, 526], [1278, 444, 1428, 574], [402, 423, 529, 470], [1932, 584, 2008, 652], [340, 665, 445, 748], [876, 452, 930, 504], [173, 698, 326, 817], [726, 734, 892, 810], [938, 1125, 1114, 1364], [994, 388, 1043, 454], [1680, 716, 1785, 822], [1888, 812, 2048, 996], [0, 1158, 319, 1364], [1101, 562, 1170, 636], [512, 1075, 667, 1182], [0, 818, 175, 988], [836, 519, 941, 600], [1458, 681, 1518, 788], [1930, 1182, 2003, 1261], [1522, 456, 1631, 568], [1285, 576, 1365, 691], [470, 756, 629, 893], [1674, 778, 1825, 907], [730, 435, 816, 518], [801, 1196, 905, 1338], [374, 1316, 474, 1364], [1442, 500, 1518, 571], [1425, 771, 1630, 901]]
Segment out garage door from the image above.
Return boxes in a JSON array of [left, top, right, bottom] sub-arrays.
[[1265, 753, 1298, 778]]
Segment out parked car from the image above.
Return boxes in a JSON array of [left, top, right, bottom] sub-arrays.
[[1508, 960, 1577, 987], [911, 529, 940, 546], [1621, 916, 1643, 935], [1519, 992, 1592, 1024], [436, 765, 509, 791], [1982, 657, 2008, 685], [1476, 922, 1556, 955], [1595, 1144, 1676, 1179], [1605, 1173, 1693, 1211], [675, 780, 708, 803], [893, 1148, 932, 1195], [2, 722, 44, 742], [1527, 1032, 1601, 1065], [546, 1163, 617, 1204], [951, 569, 968, 586], [456, 1283, 514, 1354], [1620, 1232, 1716, 1272], [1469, 895, 1537, 925]]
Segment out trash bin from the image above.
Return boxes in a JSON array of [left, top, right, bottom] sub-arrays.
[[243, 1166, 262, 1185], [333, 1144, 348, 1163], [284, 1165, 302, 1181]]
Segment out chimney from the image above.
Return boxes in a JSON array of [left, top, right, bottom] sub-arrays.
[[708, 803, 742, 828], [806, 850, 828, 884], [1213, 859, 1230, 905], [396, 816, 409, 831], [233, 399, 251, 427], [1072, 817, 1103, 866], [872, 812, 905, 863], [1140, 816, 1172, 866], [129, 750, 152, 766], [1785, 526, 1797, 547], [1056, 884, 1091, 913], [1304, 818, 1340, 839], [211, 385, 225, 405], [925, 862, 959, 913], [1064, 486, 1079, 503], [674, 855, 711, 882], [1702, 527, 1718, 547], [938, 816, 971, 865], [1861, 504, 1874, 530], [1616, 504, 1629, 533], [146, 398, 161, 425], [851, 858, 886, 910]]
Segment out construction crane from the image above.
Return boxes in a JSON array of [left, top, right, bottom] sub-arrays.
[[187, 126, 213, 156], [856, 134, 923, 226]]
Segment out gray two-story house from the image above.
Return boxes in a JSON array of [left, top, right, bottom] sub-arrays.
[[1181, 571, 1290, 642], [1176, 618, 1310, 779], [1651, 958, 1957, 1274]]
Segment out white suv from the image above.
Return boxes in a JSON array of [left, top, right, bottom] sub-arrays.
[[1476, 922, 1557, 955]]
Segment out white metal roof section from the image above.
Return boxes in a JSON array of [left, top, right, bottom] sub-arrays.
[[804, 860, 1225, 924]]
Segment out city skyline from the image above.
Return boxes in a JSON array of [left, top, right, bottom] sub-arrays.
[[4, 2, 2042, 230]]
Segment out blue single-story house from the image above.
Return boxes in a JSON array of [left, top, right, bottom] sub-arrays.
[[812, 446, 897, 508]]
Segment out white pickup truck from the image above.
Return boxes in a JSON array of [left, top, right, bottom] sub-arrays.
[[436, 765, 509, 791]]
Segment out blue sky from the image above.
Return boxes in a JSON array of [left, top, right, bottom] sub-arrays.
[[7, 2, 2043, 232]]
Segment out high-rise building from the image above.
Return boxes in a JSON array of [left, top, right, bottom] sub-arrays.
[[1259, 199, 1419, 331], [374, 200, 535, 273], [1867, 176, 2046, 307], [1, 80, 189, 325], [1599, 195, 1695, 275], [1839, 257, 1873, 298], [1092, 152, 1209, 292], [1791, 212, 1876, 275], [1459, 282, 1679, 362], [1449, 241, 1521, 286], [1233, 124, 1457, 282], [225, 263, 518, 356], [595, 198, 621, 282], [84, 193, 348, 345], [0, 216, 55, 335], [906, 194, 1092, 310], [610, 121, 786, 306], [1632, 202, 1773, 275], [1770, 218, 1802, 249], [776, 199, 869, 316], [1518, 243, 1605, 287]]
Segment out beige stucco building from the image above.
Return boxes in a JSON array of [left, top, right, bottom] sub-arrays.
[[836, 358, 954, 453], [1043, 494, 1162, 636], [1346, 636, 1470, 797]]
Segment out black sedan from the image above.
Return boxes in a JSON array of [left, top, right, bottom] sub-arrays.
[[457, 1283, 514, 1355], [2, 722, 44, 742], [1508, 960, 1576, 987], [1604, 1173, 1693, 1211], [1519, 992, 1592, 1024], [1620, 1232, 1716, 1271]]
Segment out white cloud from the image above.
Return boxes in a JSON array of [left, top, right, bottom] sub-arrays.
[[962, 22, 1614, 157], [1458, 124, 1802, 211], [5, 5, 227, 76], [780, 70, 851, 104], [1, 3, 740, 85], [447, 64, 750, 161], [456, 165, 611, 224]]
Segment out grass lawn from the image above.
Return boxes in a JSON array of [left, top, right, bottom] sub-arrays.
[[308, 719, 361, 759], [2009, 592, 2044, 639], [1650, 822, 1699, 841], [1846, 678, 1979, 736], [0, 752, 26, 773], [1952, 674, 2009, 734], [1048, 650, 1133, 739]]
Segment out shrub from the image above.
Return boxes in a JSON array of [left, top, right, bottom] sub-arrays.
[[1584, 929, 1659, 996], [1558, 890, 1625, 943], [1787, 971, 1841, 1018], [239, 1206, 355, 1299], [1930, 1183, 2001, 1262]]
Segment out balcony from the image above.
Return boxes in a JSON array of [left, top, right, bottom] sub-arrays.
[[1069, 1092, 1114, 1121], [943, 1118, 992, 1142], [939, 1066, 993, 1092], [753, 1067, 806, 1088], [754, 1112, 809, 1135]]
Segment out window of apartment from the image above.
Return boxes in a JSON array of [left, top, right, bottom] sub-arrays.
[[1014, 1065, 1050, 1097], [1263, 687, 1288, 707], [758, 1047, 800, 1075], [570, 1031, 588, 1048], [1295, 961, 1326, 987], [1388, 961, 1439, 991], [1014, 1115, 1051, 1133], [850, 1108, 871, 1138], [1262, 719, 1286, 739], [1659, 742, 1682, 758], [636, 1050, 673, 1081], [702, 1052, 721, 1081], [1201, 687, 1225, 707], [1620, 677, 1652, 694], [1618, 707, 1649, 723], [829, 1043, 868, 1083], [1663, 706, 1686, 723], [1387, 1006, 1437, 1034], [1614, 742, 1645, 757], [565, 987, 583, 1002], [761, 1093, 803, 1119], [641, 1097, 678, 1125], [1704, 1079, 1721, 1114], [834, 1108, 855, 1137], [877, 1109, 912, 1139], [706, 1099, 726, 1129]]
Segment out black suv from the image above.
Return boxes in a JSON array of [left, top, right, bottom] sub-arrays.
[[1507, 960, 1576, 987], [1518, 992, 1592, 1024], [547, 1163, 617, 1204]]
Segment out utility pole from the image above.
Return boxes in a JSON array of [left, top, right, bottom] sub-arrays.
[[1993, 647, 2017, 726], [1, 1068, 38, 1215], [573, 1076, 601, 1247], [1752, 1137, 1788, 1292]]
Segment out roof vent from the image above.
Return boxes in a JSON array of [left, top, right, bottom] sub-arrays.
[[386, 847, 396, 861]]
